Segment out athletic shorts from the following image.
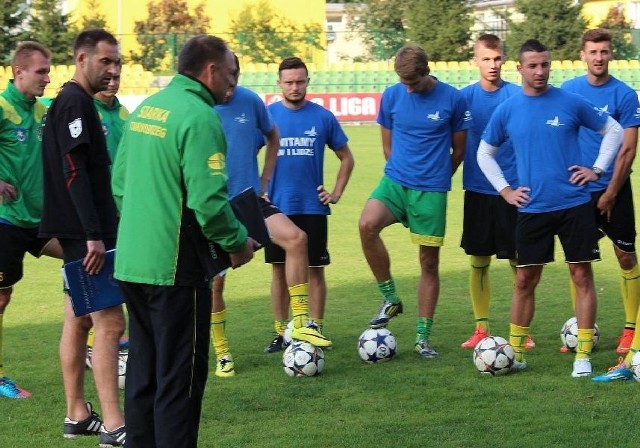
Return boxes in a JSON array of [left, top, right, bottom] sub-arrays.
[[264, 214, 329, 267], [592, 178, 636, 253], [371, 176, 447, 246], [460, 190, 517, 259], [516, 202, 601, 266], [0, 223, 51, 288], [259, 196, 281, 219]]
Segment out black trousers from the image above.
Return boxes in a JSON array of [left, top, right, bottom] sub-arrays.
[[120, 281, 211, 448]]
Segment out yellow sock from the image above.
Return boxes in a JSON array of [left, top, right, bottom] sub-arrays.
[[469, 256, 491, 332], [0, 313, 4, 377], [289, 283, 309, 328], [620, 265, 640, 330], [211, 310, 229, 359], [274, 320, 287, 336], [569, 279, 577, 312], [509, 323, 529, 362], [624, 304, 640, 365], [87, 328, 95, 348], [575, 328, 594, 360]]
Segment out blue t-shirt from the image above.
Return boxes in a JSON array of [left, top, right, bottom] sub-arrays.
[[214, 86, 274, 197], [377, 80, 471, 192], [461, 81, 520, 194], [482, 86, 608, 213], [561, 75, 640, 191], [267, 100, 348, 215]]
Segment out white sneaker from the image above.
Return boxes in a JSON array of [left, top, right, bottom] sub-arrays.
[[571, 359, 592, 378]]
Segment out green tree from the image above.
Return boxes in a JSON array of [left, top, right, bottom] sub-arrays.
[[77, 0, 109, 32], [598, 5, 638, 59], [131, 0, 210, 71], [345, 0, 409, 61], [0, 0, 29, 64], [406, 0, 473, 61], [229, 0, 323, 64], [504, 0, 587, 61], [27, 0, 76, 64]]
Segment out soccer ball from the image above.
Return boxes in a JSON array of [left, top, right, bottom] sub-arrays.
[[118, 351, 128, 390], [282, 341, 324, 377], [630, 350, 640, 382], [560, 317, 600, 352], [473, 336, 515, 376], [357, 328, 397, 363], [283, 320, 294, 347]]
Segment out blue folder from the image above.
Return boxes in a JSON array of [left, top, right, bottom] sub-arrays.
[[63, 249, 124, 317]]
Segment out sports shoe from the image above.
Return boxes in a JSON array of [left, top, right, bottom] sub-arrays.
[[460, 328, 490, 349], [370, 300, 403, 328], [559, 345, 570, 353], [99, 425, 126, 447], [264, 335, 285, 353], [414, 339, 438, 358], [0, 376, 31, 399], [509, 359, 528, 373], [118, 337, 129, 351], [63, 402, 103, 438], [571, 359, 593, 378], [592, 358, 634, 382], [290, 320, 332, 347], [215, 355, 236, 378], [525, 336, 536, 350], [616, 328, 635, 354], [86, 346, 93, 369]]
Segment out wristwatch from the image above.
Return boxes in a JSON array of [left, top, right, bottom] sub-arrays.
[[592, 167, 604, 178]]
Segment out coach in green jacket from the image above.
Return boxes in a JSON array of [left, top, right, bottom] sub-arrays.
[[111, 35, 254, 448]]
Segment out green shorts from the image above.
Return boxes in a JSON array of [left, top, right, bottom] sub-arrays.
[[371, 176, 447, 246]]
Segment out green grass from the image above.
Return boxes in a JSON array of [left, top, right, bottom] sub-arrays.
[[1, 125, 638, 447]]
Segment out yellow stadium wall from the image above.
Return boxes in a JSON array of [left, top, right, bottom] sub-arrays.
[[65, 0, 326, 67]]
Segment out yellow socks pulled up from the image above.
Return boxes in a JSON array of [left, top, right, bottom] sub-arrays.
[[211, 309, 229, 359], [620, 265, 640, 330], [469, 256, 491, 332], [509, 323, 529, 362], [575, 328, 595, 360], [289, 283, 309, 328]]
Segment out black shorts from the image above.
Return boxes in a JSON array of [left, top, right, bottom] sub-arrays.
[[516, 202, 601, 266], [593, 178, 636, 253], [259, 196, 281, 219], [0, 223, 52, 287], [264, 214, 330, 267], [460, 190, 517, 259]]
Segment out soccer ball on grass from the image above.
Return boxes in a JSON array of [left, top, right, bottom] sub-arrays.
[[473, 336, 515, 376], [357, 328, 397, 363], [282, 341, 324, 377]]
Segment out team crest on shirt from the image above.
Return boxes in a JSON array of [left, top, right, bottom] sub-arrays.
[[545, 116, 564, 127], [594, 105, 610, 116], [234, 113, 249, 124], [102, 122, 110, 137], [68, 118, 83, 138], [304, 126, 318, 137], [15, 128, 27, 143], [427, 111, 442, 121], [463, 110, 472, 121]]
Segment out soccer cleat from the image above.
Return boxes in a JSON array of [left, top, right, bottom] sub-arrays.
[[616, 328, 635, 354], [264, 335, 285, 353], [509, 359, 528, 373], [99, 425, 126, 447], [63, 402, 103, 438], [460, 328, 490, 349], [369, 300, 403, 328], [592, 358, 634, 382], [414, 339, 438, 358], [0, 376, 31, 399], [118, 337, 129, 351], [559, 345, 570, 353], [571, 359, 593, 378], [525, 336, 536, 350], [290, 321, 332, 347], [215, 355, 236, 378]]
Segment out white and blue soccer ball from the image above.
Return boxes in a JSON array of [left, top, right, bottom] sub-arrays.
[[357, 328, 397, 363], [283, 320, 294, 347], [282, 341, 324, 377], [473, 336, 515, 376], [560, 317, 600, 352], [630, 350, 640, 382], [118, 351, 128, 390]]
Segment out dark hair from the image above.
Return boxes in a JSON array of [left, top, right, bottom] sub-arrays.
[[178, 35, 229, 76], [394, 44, 429, 79], [12, 41, 51, 68], [73, 29, 118, 56], [581, 28, 613, 50], [518, 39, 548, 62], [476, 34, 502, 51], [278, 57, 308, 77]]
